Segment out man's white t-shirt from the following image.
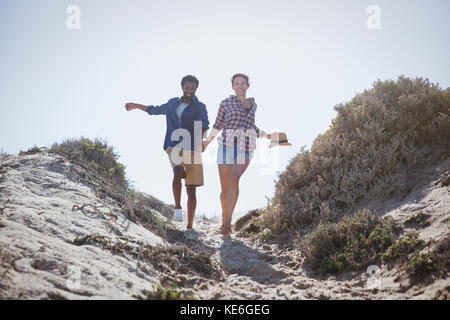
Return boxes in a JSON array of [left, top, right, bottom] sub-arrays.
[[176, 102, 189, 120]]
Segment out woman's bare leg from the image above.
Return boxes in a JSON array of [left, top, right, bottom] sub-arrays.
[[218, 164, 233, 230], [224, 161, 250, 232]]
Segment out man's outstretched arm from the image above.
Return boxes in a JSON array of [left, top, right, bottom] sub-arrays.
[[125, 103, 148, 112], [125, 101, 169, 115]]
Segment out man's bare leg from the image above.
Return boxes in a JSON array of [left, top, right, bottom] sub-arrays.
[[172, 166, 185, 209], [186, 185, 197, 229]]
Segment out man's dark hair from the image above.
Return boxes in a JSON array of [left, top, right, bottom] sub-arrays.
[[181, 75, 199, 88]]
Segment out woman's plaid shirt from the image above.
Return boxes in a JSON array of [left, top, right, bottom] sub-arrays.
[[212, 95, 265, 154]]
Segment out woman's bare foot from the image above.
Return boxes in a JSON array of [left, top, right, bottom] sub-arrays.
[[220, 225, 233, 234]]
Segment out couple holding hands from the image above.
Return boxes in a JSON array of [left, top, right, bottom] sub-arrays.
[[125, 73, 285, 234]]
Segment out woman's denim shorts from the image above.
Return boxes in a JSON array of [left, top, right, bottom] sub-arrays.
[[217, 143, 252, 165]]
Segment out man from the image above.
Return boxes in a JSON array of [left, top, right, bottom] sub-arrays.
[[125, 75, 209, 229]]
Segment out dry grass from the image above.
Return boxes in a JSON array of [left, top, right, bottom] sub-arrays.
[[72, 233, 223, 284], [0, 248, 17, 299], [256, 76, 449, 241], [234, 209, 264, 235]]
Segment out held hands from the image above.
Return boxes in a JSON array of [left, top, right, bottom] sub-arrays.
[[202, 139, 211, 152]]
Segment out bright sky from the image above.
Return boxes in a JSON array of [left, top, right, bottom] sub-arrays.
[[1, 0, 449, 221]]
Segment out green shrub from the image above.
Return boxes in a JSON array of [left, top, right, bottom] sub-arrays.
[[18, 145, 46, 156], [406, 234, 450, 282], [49, 137, 128, 195], [381, 232, 427, 263], [300, 209, 401, 274], [133, 284, 195, 300], [408, 253, 437, 280], [381, 232, 448, 283], [404, 211, 431, 228]]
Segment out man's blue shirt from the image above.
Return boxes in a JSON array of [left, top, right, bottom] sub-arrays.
[[146, 96, 209, 151]]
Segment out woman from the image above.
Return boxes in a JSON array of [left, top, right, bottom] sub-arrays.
[[203, 73, 272, 234]]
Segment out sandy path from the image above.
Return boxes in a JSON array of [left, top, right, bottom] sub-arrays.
[[172, 217, 379, 300], [171, 156, 449, 300]]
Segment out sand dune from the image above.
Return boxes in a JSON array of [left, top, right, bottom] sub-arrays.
[[0, 152, 448, 299]]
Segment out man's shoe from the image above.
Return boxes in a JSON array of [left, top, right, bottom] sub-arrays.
[[184, 228, 200, 240], [174, 208, 183, 221]]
